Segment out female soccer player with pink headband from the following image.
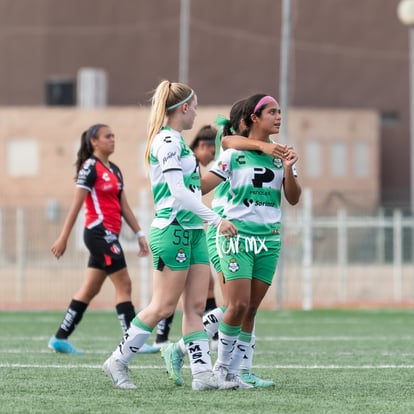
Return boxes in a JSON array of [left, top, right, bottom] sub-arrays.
[[202, 93, 302, 387]]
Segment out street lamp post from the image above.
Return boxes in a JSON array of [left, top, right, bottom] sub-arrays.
[[398, 0, 414, 217]]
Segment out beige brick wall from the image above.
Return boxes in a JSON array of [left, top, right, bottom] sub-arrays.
[[0, 106, 382, 310], [0, 106, 380, 213]]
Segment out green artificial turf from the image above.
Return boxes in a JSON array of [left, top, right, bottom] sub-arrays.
[[1, 309, 414, 413]]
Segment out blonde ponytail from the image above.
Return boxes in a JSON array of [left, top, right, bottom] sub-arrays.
[[145, 80, 170, 168], [144, 80, 194, 168]]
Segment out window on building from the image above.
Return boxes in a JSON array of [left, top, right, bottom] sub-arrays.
[[381, 111, 399, 127], [7, 138, 39, 176], [330, 140, 346, 177], [354, 141, 369, 177], [305, 140, 322, 177]]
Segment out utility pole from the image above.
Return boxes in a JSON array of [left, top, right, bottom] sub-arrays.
[[179, 0, 190, 83], [279, 0, 291, 144], [276, 0, 292, 310]]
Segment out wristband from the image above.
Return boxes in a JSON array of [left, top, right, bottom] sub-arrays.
[[136, 230, 145, 238]]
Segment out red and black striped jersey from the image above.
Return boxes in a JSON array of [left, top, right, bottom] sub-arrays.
[[76, 156, 123, 234]]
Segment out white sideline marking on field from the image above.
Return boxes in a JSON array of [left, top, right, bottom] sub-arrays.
[[3, 335, 414, 342], [2, 363, 414, 370], [261, 336, 414, 341], [3, 349, 414, 357], [0, 349, 112, 354]]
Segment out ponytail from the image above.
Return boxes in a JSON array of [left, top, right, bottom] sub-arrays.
[[74, 123, 106, 178], [145, 80, 170, 168], [144, 80, 194, 168]]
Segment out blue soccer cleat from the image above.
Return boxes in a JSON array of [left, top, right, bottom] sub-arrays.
[[48, 336, 84, 355], [162, 343, 184, 385], [137, 343, 160, 354], [239, 370, 275, 387]]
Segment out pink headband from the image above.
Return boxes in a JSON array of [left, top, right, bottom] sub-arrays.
[[253, 95, 277, 113]]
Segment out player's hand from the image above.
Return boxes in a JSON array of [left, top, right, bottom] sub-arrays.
[[283, 146, 299, 167], [51, 238, 67, 259], [137, 236, 150, 257], [259, 142, 287, 158], [218, 219, 238, 238]]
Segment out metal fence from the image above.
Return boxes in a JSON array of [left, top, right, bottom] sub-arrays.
[[1, 189, 413, 310]]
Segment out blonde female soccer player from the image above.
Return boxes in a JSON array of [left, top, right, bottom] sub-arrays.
[[102, 80, 239, 391]]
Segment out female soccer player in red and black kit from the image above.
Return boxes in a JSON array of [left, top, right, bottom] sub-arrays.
[[49, 123, 157, 354]]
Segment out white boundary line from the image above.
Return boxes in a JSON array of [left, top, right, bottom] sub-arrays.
[[2, 335, 414, 342], [2, 363, 414, 369]]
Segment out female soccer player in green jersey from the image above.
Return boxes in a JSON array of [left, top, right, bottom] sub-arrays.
[[162, 98, 288, 389], [204, 94, 302, 387], [102, 80, 240, 391]]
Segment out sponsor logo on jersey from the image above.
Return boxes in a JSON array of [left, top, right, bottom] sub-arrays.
[[255, 200, 276, 207], [236, 155, 246, 165], [78, 168, 91, 180], [102, 172, 110, 182], [243, 197, 275, 208], [104, 230, 117, 243], [83, 158, 96, 168], [102, 183, 114, 191], [162, 151, 177, 165], [219, 235, 269, 257], [252, 167, 275, 187]]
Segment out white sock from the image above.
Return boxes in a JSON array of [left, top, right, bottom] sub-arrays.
[[203, 306, 224, 338], [216, 329, 240, 369], [112, 322, 151, 364], [239, 333, 255, 372], [184, 331, 213, 376], [230, 331, 252, 374]]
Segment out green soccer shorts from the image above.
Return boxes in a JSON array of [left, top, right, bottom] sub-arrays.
[[150, 225, 210, 270], [218, 234, 281, 284]]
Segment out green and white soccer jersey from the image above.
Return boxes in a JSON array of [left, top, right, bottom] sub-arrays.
[[149, 127, 203, 229], [211, 179, 229, 216], [207, 179, 229, 273], [210, 148, 285, 240]]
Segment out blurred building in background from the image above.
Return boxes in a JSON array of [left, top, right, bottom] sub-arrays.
[[0, 0, 408, 210], [0, 0, 412, 310]]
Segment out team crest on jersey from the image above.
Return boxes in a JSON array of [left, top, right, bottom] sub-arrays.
[[110, 243, 121, 255], [228, 258, 239, 273], [273, 157, 283, 169], [175, 249, 187, 263], [217, 161, 228, 172]]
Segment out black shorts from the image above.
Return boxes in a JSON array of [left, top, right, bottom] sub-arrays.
[[83, 224, 126, 275]]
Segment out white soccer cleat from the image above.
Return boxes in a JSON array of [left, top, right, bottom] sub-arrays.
[[226, 373, 254, 389], [192, 371, 239, 391], [102, 356, 137, 389]]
